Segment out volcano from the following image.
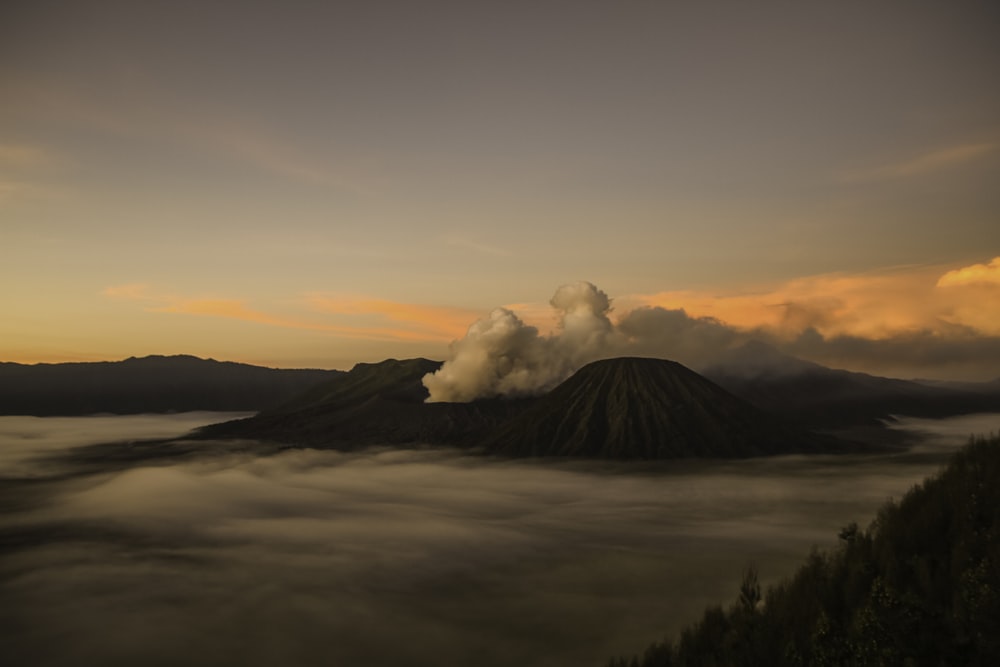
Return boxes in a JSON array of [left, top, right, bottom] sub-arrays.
[[484, 357, 838, 459], [200, 356, 848, 459], [198, 358, 529, 447]]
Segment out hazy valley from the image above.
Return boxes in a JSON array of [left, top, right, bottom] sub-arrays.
[[2, 350, 999, 665], [2, 409, 996, 666]]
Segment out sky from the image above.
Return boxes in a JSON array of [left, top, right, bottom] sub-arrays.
[[2, 0, 999, 378]]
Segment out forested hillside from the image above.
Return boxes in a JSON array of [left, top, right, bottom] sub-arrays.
[[606, 433, 1000, 667]]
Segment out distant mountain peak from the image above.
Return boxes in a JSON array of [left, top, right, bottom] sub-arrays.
[[702, 345, 1000, 428], [485, 357, 833, 459], [349, 357, 440, 373], [704, 340, 825, 378]]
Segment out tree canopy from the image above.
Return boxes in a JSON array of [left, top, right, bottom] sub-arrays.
[[606, 433, 1000, 667]]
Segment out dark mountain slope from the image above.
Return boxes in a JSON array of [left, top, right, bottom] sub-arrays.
[[199, 358, 530, 447], [702, 342, 1000, 428], [0, 355, 341, 415], [269, 357, 440, 413], [485, 357, 840, 459]]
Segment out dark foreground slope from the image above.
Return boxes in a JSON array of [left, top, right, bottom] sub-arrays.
[[199, 358, 529, 447], [606, 433, 1000, 667], [485, 357, 840, 459], [0, 355, 341, 415], [703, 342, 1000, 428]]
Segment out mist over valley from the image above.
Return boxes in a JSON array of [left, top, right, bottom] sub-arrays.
[[2, 411, 997, 666]]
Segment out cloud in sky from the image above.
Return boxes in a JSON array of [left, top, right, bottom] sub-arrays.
[[306, 295, 481, 341], [208, 123, 374, 195], [101, 256, 1000, 382], [629, 261, 1000, 339], [103, 284, 480, 343], [842, 141, 999, 182], [0, 142, 66, 204], [5, 77, 372, 195], [937, 256, 1000, 287], [422, 262, 1000, 397], [0, 143, 60, 169]]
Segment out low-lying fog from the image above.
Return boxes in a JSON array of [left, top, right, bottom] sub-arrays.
[[1, 412, 997, 667]]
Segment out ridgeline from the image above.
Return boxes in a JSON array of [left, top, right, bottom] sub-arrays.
[[0, 355, 341, 415]]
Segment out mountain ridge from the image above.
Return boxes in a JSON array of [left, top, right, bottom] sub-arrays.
[[702, 341, 1000, 428], [0, 355, 342, 416], [197, 358, 531, 447]]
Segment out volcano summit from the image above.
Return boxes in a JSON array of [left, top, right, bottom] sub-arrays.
[[484, 357, 839, 459]]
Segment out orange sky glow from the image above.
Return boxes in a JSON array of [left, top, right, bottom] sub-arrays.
[[69, 257, 997, 376], [2, 2, 998, 378]]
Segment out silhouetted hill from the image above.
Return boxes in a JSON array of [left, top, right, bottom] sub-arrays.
[[606, 433, 1000, 667], [702, 341, 1000, 428], [484, 357, 841, 459], [199, 358, 530, 447], [0, 355, 341, 415], [270, 357, 440, 413]]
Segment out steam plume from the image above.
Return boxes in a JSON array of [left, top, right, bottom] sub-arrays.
[[423, 279, 1000, 402], [422, 282, 619, 402]]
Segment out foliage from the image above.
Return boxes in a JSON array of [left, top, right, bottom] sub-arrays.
[[605, 433, 1000, 667]]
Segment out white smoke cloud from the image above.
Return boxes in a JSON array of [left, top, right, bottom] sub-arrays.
[[423, 282, 621, 402], [423, 280, 1000, 403], [616, 307, 742, 366]]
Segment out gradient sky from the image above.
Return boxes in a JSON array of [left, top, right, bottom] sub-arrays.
[[2, 1, 999, 377]]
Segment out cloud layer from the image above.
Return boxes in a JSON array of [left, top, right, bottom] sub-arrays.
[[937, 257, 1000, 287], [1, 413, 975, 667], [103, 285, 478, 343], [424, 262, 1000, 400], [95, 257, 1000, 384]]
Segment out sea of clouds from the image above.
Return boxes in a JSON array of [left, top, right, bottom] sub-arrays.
[[2, 413, 988, 666]]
